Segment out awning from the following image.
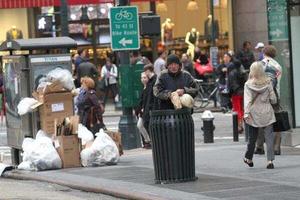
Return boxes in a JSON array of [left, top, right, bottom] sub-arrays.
[[0, 0, 114, 9], [0, 0, 156, 9]]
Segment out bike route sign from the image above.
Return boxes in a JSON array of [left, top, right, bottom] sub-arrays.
[[267, 0, 288, 41], [110, 6, 140, 51]]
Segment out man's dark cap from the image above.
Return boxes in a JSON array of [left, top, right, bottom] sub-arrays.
[[166, 54, 181, 67]]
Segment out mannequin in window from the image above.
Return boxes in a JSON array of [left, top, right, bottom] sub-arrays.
[[204, 14, 219, 43], [161, 18, 175, 45], [6, 26, 23, 40], [185, 28, 199, 61]]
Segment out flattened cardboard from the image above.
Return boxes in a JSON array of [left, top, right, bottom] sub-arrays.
[[56, 135, 81, 168]]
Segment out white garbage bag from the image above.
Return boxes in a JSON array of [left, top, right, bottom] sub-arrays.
[[47, 68, 75, 91], [18, 132, 62, 171], [80, 129, 119, 167], [78, 124, 94, 146], [17, 98, 39, 115]]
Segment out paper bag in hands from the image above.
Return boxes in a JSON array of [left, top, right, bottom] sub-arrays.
[[180, 94, 194, 108], [171, 92, 182, 110]]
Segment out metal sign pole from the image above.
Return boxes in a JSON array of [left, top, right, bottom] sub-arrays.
[[118, 0, 141, 150]]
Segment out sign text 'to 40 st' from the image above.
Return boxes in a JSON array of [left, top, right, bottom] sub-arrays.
[[110, 6, 140, 51]]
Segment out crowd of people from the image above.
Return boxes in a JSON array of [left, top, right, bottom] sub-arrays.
[[72, 42, 283, 169]]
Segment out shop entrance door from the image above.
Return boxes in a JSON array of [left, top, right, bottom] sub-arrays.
[[289, 0, 300, 127]]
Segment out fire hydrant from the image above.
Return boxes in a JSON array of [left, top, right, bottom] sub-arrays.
[[201, 110, 215, 143]]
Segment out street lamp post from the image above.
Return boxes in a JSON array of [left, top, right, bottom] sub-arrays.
[[118, 0, 141, 150]]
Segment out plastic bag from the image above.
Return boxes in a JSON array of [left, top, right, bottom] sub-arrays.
[[47, 68, 75, 91], [180, 94, 194, 108], [35, 130, 52, 140], [78, 124, 94, 146], [18, 132, 62, 171], [80, 129, 119, 167], [17, 98, 39, 115]]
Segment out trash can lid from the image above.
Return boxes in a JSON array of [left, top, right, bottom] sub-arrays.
[[150, 108, 192, 116]]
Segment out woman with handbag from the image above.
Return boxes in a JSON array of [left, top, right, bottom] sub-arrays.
[[76, 77, 105, 135], [243, 62, 277, 169]]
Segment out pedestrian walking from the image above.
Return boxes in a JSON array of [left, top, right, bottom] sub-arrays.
[[143, 64, 157, 134], [101, 58, 119, 105], [153, 51, 167, 76], [76, 77, 105, 135], [216, 52, 234, 112], [77, 61, 99, 88], [135, 72, 151, 148], [236, 41, 255, 71], [255, 42, 265, 61], [74, 48, 88, 87], [228, 60, 247, 133], [255, 45, 283, 155], [153, 54, 198, 110], [243, 61, 277, 169], [181, 53, 196, 78]]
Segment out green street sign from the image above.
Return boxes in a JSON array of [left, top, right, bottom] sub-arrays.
[[267, 0, 288, 41], [109, 6, 140, 51]]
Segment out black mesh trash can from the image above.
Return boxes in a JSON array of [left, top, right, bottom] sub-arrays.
[[149, 108, 197, 184]]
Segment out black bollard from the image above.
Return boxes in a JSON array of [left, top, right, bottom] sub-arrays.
[[232, 112, 239, 142], [201, 111, 215, 143]]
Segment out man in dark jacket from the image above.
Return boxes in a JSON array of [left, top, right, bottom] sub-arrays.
[[77, 61, 99, 87], [236, 41, 255, 70], [75, 48, 88, 87], [143, 64, 157, 133], [181, 53, 196, 78], [153, 54, 198, 110]]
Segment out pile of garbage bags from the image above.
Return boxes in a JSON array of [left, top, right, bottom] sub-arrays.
[[18, 131, 62, 171], [80, 129, 120, 167], [18, 126, 119, 171]]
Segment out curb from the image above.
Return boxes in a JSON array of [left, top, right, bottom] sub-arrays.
[[3, 171, 165, 200]]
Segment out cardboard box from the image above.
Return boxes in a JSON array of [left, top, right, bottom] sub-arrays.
[[56, 134, 81, 168], [39, 92, 74, 134]]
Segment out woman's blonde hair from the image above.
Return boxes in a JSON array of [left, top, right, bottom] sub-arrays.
[[81, 76, 95, 89], [249, 61, 270, 85]]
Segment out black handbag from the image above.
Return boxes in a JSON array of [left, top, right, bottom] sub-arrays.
[[271, 89, 290, 132], [273, 110, 290, 132]]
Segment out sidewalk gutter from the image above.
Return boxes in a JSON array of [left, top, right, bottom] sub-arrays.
[[3, 170, 217, 200]]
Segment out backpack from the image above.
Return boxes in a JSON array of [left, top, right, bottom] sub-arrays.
[[262, 60, 278, 88]]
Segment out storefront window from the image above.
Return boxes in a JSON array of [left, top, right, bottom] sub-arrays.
[[134, 0, 234, 61]]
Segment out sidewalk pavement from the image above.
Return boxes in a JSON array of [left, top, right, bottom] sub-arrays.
[[2, 103, 300, 199], [4, 142, 300, 200]]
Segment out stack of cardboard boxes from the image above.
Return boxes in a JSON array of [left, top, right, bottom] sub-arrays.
[[32, 81, 81, 168]]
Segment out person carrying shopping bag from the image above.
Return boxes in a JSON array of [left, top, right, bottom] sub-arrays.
[[243, 61, 277, 169], [135, 72, 151, 148]]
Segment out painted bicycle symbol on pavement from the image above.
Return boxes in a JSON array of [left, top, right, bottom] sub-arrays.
[[115, 9, 133, 21]]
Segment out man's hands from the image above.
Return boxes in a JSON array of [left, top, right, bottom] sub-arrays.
[[176, 89, 184, 96]]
